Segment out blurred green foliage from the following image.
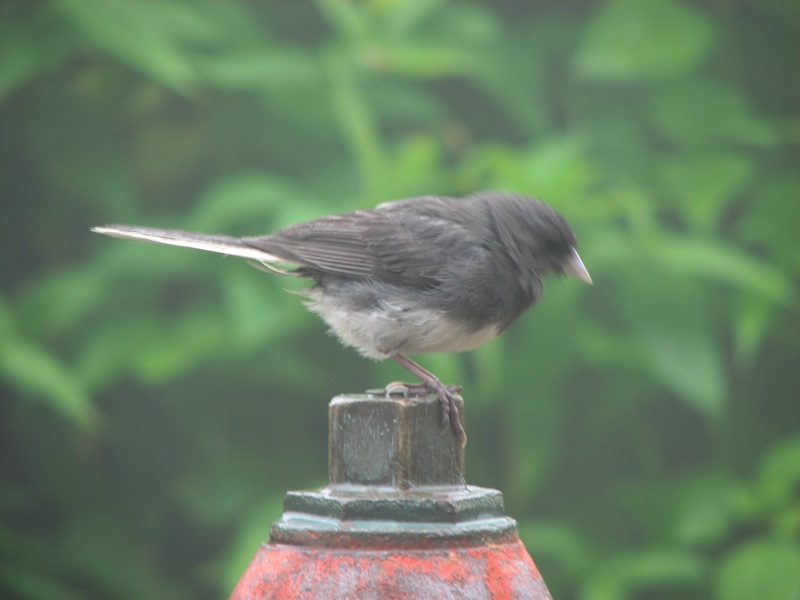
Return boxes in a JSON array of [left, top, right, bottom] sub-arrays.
[[1, 0, 798, 598]]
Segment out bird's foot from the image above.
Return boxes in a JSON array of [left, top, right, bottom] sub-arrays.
[[386, 354, 467, 445], [383, 381, 462, 397], [386, 384, 464, 443], [366, 380, 466, 443], [436, 386, 466, 445]]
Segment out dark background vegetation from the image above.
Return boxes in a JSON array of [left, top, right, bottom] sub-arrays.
[[1, 1, 798, 598]]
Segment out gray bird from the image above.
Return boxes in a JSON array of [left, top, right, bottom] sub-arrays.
[[93, 192, 591, 442]]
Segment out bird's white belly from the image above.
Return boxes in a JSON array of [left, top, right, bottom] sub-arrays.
[[306, 294, 500, 359]]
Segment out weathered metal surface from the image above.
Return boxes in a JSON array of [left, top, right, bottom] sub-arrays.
[[329, 393, 465, 488], [229, 394, 552, 599], [281, 484, 504, 523], [270, 494, 518, 549]]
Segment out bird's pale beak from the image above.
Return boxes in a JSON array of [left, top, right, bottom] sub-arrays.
[[563, 248, 592, 284]]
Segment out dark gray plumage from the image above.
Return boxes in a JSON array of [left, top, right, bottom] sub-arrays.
[[93, 192, 591, 442]]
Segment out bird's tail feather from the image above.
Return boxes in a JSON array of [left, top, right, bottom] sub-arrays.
[[91, 225, 286, 265]]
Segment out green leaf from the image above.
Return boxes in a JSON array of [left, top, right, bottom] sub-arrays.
[[0, 4, 76, 101], [470, 137, 592, 202], [174, 464, 252, 525], [656, 237, 795, 309], [57, 513, 187, 600], [578, 0, 715, 79], [0, 563, 83, 600], [317, 0, 368, 38], [756, 434, 800, 516], [56, 0, 217, 93], [732, 296, 780, 367], [378, 0, 447, 36], [716, 540, 800, 600], [19, 267, 106, 337], [740, 177, 800, 268], [359, 40, 480, 78], [672, 473, 735, 546], [198, 48, 319, 91], [518, 137, 593, 201], [132, 310, 227, 383], [0, 337, 99, 430], [517, 521, 592, 580], [0, 296, 14, 337], [642, 324, 726, 418], [651, 79, 777, 146], [222, 268, 305, 351], [585, 549, 705, 600], [189, 174, 311, 232], [378, 135, 443, 198], [659, 153, 753, 229], [76, 316, 156, 390], [218, 496, 286, 593], [617, 257, 728, 417], [326, 48, 385, 196]]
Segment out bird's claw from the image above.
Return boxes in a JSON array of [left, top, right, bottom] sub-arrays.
[[380, 381, 462, 398], [384, 381, 413, 397], [367, 380, 466, 444]]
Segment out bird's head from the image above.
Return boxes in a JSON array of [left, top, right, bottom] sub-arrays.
[[489, 194, 592, 285]]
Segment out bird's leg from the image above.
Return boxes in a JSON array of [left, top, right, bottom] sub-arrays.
[[389, 353, 466, 441]]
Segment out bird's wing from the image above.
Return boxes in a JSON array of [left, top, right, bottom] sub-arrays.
[[244, 201, 479, 286]]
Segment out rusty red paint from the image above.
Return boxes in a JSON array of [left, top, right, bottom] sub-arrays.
[[230, 539, 551, 599]]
